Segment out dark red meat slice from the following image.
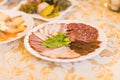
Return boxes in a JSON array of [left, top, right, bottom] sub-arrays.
[[66, 23, 98, 42]]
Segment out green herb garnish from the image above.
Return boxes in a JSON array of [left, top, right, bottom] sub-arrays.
[[19, 2, 38, 14], [43, 0, 53, 5], [0, 30, 2, 33], [41, 32, 71, 48]]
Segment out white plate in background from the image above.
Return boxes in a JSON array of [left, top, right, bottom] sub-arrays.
[[0, 10, 34, 44], [13, 0, 77, 21]]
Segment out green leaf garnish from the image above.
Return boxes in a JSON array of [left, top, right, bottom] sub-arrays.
[[41, 32, 71, 48]]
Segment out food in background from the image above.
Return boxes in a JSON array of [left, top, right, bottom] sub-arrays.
[[19, 0, 72, 18], [54, 0, 71, 12], [0, 31, 16, 41], [19, 2, 38, 14], [43, 0, 53, 5], [0, 12, 10, 21], [37, 2, 49, 13], [0, 12, 26, 41], [29, 23, 101, 59], [28, 0, 42, 3], [6, 16, 24, 26], [0, 0, 3, 3], [40, 5, 54, 17]]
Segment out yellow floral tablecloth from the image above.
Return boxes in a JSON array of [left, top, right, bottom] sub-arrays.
[[0, 0, 120, 80]]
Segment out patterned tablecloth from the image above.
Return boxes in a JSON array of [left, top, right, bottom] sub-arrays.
[[0, 0, 120, 80]]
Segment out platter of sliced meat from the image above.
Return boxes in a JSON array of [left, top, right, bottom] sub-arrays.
[[24, 20, 107, 62]]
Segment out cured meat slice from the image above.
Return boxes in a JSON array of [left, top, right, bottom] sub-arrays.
[[28, 22, 100, 59], [29, 33, 53, 52], [29, 33, 43, 42], [39, 47, 80, 59], [29, 33, 80, 58], [60, 23, 68, 33], [66, 23, 98, 42]]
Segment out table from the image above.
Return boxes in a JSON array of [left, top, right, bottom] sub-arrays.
[[0, 0, 120, 80]]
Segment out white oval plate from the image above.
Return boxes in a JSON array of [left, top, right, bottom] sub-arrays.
[[13, 0, 76, 21], [0, 10, 34, 44], [24, 20, 107, 63], [0, 0, 7, 6]]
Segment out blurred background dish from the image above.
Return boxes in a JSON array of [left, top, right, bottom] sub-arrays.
[[0, 0, 7, 6], [0, 10, 34, 44], [108, 0, 120, 12], [13, 0, 77, 21]]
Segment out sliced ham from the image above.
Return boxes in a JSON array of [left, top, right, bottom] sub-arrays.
[[60, 23, 68, 33], [29, 40, 41, 45], [39, 47, 80, 59], [29, 33, 43, 42], [29, 33, 80, 59], [29, 33, 53, 52]]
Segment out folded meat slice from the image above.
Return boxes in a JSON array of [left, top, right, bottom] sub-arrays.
[[29, 33, 80, 59], [39, 47, 80, 59], [59, 23, 68, 33], [29, 33, 43, 42], [29, 33, 52, 52]]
